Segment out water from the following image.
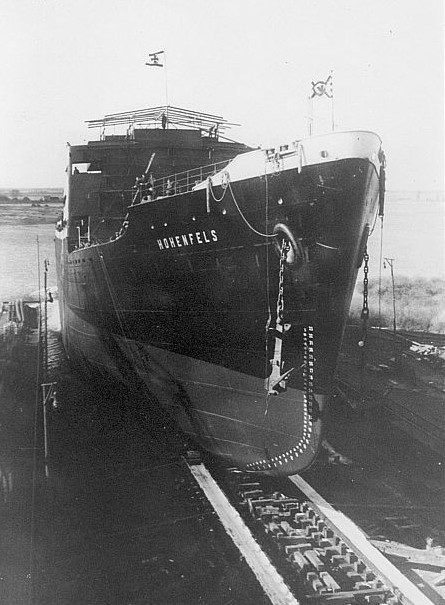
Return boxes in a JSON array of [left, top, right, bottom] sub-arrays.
[[367, 191, 444, 279], [0, 224, 57, 301]]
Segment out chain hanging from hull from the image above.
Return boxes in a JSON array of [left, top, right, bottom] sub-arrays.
[[265, 238, 294, 395]]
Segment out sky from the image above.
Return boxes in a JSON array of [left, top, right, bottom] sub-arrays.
[[0, 0, 443, 191]]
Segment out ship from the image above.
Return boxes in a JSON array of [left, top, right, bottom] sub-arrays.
[[55, 105, 385, 475]]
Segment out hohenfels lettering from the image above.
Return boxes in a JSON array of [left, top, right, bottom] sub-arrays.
[[157, 229, 218, 250]]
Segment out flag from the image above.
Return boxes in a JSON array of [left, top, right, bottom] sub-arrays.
[[310, 74, 333, 98], [145, 51, 164, 67]]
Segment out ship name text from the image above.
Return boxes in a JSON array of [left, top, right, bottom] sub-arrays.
[[157, 229, 218, 250]]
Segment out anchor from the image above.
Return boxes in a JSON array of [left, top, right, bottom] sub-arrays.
[[265, 238, 295, 395]]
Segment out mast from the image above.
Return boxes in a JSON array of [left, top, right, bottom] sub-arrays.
[[164, 52, 169, 126]]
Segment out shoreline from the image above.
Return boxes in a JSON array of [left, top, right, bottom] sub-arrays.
[[0, 203, 63, 226]]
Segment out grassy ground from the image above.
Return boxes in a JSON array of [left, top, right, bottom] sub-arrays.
[[350, 277, 445, 334]]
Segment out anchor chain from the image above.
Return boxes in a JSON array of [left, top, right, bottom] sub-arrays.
[[276, 238, 288, 322], [359, 246, 370, 389], [361, 246, 369, 322], [265, 238, 294, 395]]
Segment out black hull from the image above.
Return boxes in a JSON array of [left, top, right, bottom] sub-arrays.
[[56, 129, 383, 475]]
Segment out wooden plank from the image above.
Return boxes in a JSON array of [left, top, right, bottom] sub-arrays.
[[188, 463, 300, 605], [289, 474, 436, 605]]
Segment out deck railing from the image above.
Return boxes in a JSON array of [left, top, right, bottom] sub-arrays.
[[154, 158, 233, 197], [129, 157, 232, 205]]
